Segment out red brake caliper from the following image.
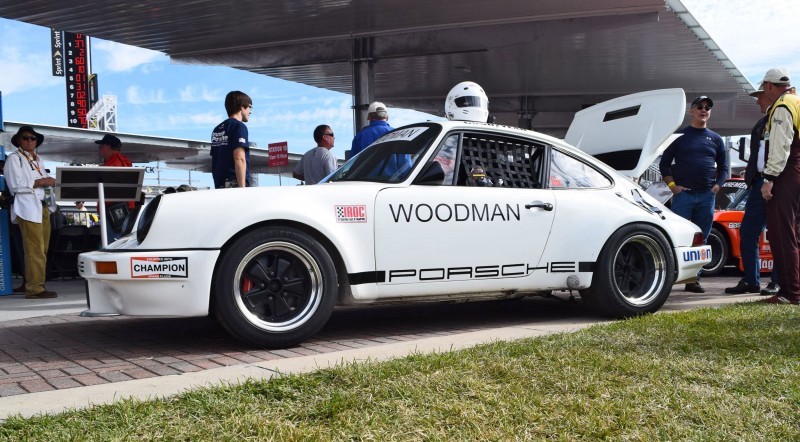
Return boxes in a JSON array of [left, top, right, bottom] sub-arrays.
[[242, 277, 254, 293]]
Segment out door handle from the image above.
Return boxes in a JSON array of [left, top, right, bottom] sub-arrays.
[[525, 201, 553, 211]]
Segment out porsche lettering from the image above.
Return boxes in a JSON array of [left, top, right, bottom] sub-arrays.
[[388, 263, 538, 282], [389, 203, 520, 223]]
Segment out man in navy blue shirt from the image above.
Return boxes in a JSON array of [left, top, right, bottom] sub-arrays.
[[211, 91, 252, 189], [659, 95, 728, 293]]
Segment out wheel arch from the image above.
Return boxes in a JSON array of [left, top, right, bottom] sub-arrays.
[[582, 221, 676, 317], [610, 220, 677, 274], [208, 220, 351, 309]]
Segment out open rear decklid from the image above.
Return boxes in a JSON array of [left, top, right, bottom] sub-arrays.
[[564, 88, 686, 178]]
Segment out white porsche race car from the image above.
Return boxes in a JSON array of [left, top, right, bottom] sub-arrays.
[[79, 89, 711, 348]]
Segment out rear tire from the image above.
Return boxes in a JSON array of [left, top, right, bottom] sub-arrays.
[[581, 224, 675, 318], [213, 227, 337, 348], [699, 227, 727, 277]]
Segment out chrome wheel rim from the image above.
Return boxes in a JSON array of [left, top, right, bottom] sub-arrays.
[[611, 234, 667, 306], [233, 241, 323, 332]]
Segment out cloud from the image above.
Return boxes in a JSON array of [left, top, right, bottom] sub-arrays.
[[178, 85, 223, 103], [93, 39, 166, 72], [0, 22, 63, 94], [681, 0, 800, 85], [126, 86, 167, 105]]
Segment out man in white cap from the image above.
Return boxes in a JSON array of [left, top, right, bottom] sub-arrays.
[[758, 68, 800, 305], [350, 101, 392, 158], [349, 101, 411, 176], [725, 84, 780, 296]]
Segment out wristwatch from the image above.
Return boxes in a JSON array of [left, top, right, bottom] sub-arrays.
[[762, 176, 772, 184]]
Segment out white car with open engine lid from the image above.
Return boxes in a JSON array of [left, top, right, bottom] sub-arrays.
[[79, 88, 711, 348]]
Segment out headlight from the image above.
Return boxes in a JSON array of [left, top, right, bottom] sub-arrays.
[[136, 194, 162, 243]]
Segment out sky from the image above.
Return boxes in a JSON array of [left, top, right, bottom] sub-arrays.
[[1, 0, 799, 189]]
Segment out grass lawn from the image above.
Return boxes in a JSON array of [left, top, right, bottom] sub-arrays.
[[2, 302, 799, 440]]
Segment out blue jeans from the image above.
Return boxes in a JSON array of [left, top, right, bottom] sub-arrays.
[[739, 177, 779, 286], [671, 190, 715, 240], [671, 190, 715, 281]]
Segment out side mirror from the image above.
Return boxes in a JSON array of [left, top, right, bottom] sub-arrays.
[[413, 161, 445, 185]]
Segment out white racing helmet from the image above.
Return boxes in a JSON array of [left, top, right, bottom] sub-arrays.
[[445, 81, 489, 122]]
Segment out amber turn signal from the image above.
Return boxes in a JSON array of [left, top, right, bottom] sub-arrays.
[[95, 261, 118, 274]]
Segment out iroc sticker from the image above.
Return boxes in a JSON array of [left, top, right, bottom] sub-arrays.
[[131, 257, 188, 279], [335, 205, 367, 223]]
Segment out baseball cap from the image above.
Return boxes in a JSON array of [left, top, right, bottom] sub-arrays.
[[367, 102, 387, 113], [691, 96, 713, 109], [95, 134, 122, 148], [760, 67, 790, 85]]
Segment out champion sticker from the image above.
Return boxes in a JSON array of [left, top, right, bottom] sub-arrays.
[[131, 257, 188, 279], [335, 205, 367, 223]]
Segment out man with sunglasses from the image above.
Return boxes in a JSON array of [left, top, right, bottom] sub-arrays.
[[3, 126, 57, 299], [659, 95, 729, 293], [293, 125, 338, 185]]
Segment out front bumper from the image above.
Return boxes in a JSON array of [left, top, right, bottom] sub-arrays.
[[78, 249, 220, 316], [674, 245, 712, 284]]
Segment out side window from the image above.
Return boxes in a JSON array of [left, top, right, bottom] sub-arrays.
[[428, 134, 459, 186], [458, 132, 546, 189], [549, 149, 612, 189]]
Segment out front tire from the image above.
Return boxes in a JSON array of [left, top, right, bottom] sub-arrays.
[[699, 227, 727, 277], [581, 224, 675, 318], [213, 227, 337, 348]]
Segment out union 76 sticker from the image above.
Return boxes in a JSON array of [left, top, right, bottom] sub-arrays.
[[335, 205, 367, 223], [131, 257, 188, 279]]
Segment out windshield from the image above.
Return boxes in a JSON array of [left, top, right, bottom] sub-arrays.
[[328, 123, 442, 183], [715, 180, 748, 210]]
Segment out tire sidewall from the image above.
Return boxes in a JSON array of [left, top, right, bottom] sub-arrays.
[[213, 227, 337, 348], [699, 227, 727, 277], [585, 223, 675, 317]]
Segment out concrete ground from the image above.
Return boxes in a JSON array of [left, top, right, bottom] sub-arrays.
[[0, 273, 763, 420]]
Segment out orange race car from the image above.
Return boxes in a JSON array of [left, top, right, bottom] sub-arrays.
[[646, 177, 773, 277], [698, 178, 773, 276]]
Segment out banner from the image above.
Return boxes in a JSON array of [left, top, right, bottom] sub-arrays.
[[51, 28, 64, 76]]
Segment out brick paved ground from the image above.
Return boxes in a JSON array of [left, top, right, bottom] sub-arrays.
[[0, 273, 751, 399], [0, 294, 589, 398]]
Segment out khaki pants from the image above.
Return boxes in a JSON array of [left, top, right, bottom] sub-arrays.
[[18, 207, 51, 295]]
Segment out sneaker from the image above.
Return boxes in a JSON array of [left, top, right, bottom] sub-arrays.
[[763, 295, 800, 305], [725, 280, 761, 294], [760, 283, 779, 296], [25, 290, 58, 299], [685, 282, 705, 293]]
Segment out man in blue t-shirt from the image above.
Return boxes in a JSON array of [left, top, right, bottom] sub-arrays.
[[211, 91, 252, 189], [659, 95, 729, 293]]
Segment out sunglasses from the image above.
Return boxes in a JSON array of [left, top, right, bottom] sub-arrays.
[[20, 136, 38, 141], [694, 106, 712, 111], [324, 133, 335, 137]]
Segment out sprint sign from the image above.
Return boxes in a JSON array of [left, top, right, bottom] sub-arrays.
[[131, 257, 188, 278]]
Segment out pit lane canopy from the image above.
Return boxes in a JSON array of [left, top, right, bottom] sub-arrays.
[[0, 122, 311, 174], [0, 0, 760, 138]]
